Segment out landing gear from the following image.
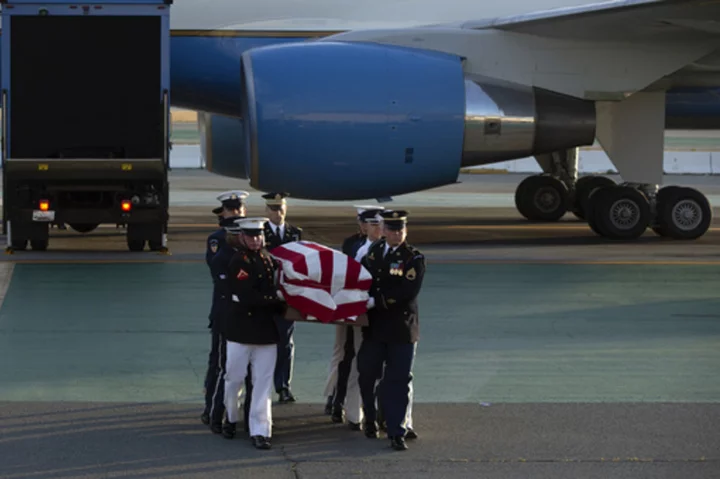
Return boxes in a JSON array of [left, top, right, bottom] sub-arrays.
[[583, 183, 713, 240], [513, 92, 713, 241], [514, 175, 568, 221], [586, 185, 652, 240], [652, 186, 712, 240], [514, 172, 615, 222]]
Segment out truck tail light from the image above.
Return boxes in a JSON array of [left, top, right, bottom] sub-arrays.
[[121, 200, 132, 212], [39, 200, 50, 211]]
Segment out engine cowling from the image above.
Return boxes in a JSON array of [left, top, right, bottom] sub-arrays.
[[197, 111, 248, 179], [236, 41, 596, 200]]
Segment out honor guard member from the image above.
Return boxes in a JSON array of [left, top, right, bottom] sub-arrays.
[[205, 215, 250, 434], [358, 210, 426, 451], [201, 190, 248, 426], [222, 217, 284, 450], [262, 192, 302, 404], [326, 208, 385, 428], [323, 205, 384, 414], [205, 190, 249, 268]]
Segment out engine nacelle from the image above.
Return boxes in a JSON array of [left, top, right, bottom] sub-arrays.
[[197, 111, 249, 179], [237, 41, 596, 200]]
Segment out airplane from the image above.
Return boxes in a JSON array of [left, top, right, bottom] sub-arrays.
[[14, 0, 720, 241]]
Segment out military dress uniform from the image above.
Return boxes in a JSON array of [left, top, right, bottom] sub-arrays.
[[358, 210, 426, 451], [323, 204, 383, 415], [201, 191, 248, 427], [262, 192, 302, 403], [222, 217, 284, 450], [326, 208, 384, 428]]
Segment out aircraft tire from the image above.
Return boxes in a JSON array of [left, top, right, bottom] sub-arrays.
[[653, 186, 712, 240], [514, 174, 568, 222], [572, 175, 616, 220], [590, 186, 651, 240]]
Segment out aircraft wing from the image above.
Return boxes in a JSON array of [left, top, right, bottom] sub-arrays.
[[322, 0, 720, 99], [462, 0, 720, 42]]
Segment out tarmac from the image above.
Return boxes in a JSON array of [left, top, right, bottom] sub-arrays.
[[0, 171, 719, 478]]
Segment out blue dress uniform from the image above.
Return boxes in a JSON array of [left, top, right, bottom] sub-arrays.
[[358, 210, 426, 451], [325, 205, 384, 416], [261, 192, 303, 403], [201, 190, 248, 427]]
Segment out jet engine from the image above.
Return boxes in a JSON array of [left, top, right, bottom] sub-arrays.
[[197, 111, 248, 179], [208, 41, 598, 200]]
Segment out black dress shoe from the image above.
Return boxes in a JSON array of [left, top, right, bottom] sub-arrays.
[[222, 421, 236, 439], [331, 406, 344, 423], [252, 435, 272, 449], [278, 389, 296, 404], [200, 412, 210, 426], [364, 421, 379, 438], [324, 396, 334, 415], [405, 428, 418, 440], [210, 422, 223, 434], [348, 421, 361, 431], [390, 436, 408, 451]]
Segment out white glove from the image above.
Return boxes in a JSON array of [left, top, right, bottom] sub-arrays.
[[277, 290, 285, 301], [366, 297, 375, 309]]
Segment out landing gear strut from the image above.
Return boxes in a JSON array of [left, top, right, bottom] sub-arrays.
[[514, 92, 713, 241]]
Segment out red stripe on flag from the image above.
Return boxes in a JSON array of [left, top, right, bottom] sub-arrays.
[[271, 246, 309, 276], [299, 242, 334, 287]]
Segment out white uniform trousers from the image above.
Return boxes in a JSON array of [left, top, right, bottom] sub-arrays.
[[224, 340, 277, 437], [322, 324, 351, 397], [344, 325, 364, 424], [404, 381, 414, 429]]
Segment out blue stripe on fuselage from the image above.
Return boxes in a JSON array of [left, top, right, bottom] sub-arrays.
[[0, 29, 719, 124]]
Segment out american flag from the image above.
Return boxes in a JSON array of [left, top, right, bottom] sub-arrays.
[[270, 241, 373, 323]]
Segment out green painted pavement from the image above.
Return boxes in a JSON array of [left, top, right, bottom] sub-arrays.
[[0, 263, 718, 404]]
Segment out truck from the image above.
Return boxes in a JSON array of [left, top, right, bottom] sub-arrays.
[[1, 0, 172, 252]]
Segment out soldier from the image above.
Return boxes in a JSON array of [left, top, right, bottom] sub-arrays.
[[323, 205, 383, 414], [201, 190, 248, 426], [358, 210, 426, 451], [261, 192, 302, 404], [205, 214, 244, 433], [222, 217, 284, 450], [326, 208, 384, 428], [205, 191, 248, 268]]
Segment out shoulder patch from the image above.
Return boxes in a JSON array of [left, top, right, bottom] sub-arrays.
[[209, 239, 219, 254], [236, 269, 249, 280]]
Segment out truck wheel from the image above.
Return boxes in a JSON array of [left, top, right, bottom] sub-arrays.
[[69, 223, 99, 234], [127, 239, 146, 252], [11, 239, 28, 251], [30, 239, 49, 251]]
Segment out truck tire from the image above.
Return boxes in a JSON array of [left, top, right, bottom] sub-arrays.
[[12, 238, 28, 251], [127, 238, 146, 252], [31, 239, 49, 251]]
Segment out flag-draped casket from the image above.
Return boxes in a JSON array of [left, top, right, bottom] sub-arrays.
[[270, 241, 372, 325]]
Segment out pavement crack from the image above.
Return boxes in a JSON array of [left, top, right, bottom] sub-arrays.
[[280, 445, 301, 479], [185, 356, 200, 382]]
